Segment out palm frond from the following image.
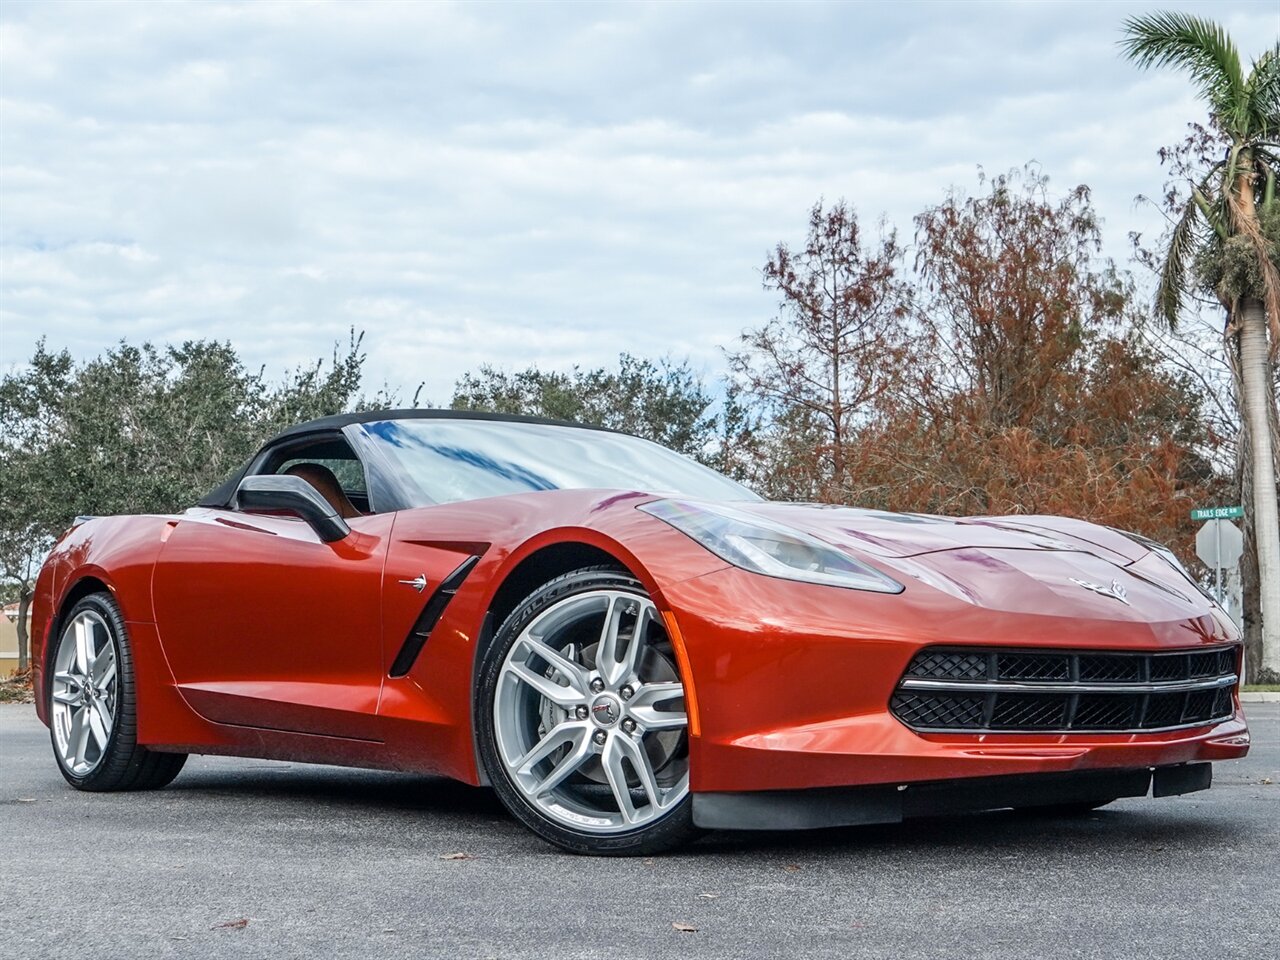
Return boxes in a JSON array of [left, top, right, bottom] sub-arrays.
[[1120, 12, 1247, 131], [1191, 182, 1229, 239], [1156, 196, 1203, 328], [1245, 43, 1280, 138]]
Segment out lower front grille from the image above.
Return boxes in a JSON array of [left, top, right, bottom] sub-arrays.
[[890, 646, 1239, 734]]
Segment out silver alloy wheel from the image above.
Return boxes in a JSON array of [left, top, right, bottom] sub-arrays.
[[51, 610, 119, 777], [493, 589, 689, 833]]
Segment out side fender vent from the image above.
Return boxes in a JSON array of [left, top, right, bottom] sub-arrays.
[[388, 555, 481, 677]]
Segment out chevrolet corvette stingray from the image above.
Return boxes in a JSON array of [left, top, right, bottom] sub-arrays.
[[29, 410, 1249, 854]]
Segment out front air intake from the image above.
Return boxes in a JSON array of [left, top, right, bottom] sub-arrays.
[[890, 646, 1239, 734]]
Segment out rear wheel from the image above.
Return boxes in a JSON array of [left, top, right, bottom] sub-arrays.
[[49, 593, 187, 791], [478, 567, 700, 855]]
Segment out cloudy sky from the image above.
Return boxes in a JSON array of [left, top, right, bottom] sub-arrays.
[[2, 0, 1276, 402]]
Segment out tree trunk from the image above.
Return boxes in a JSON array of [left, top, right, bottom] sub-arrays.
[[1231, 329, 1265, 680], [1237, 420, 1263, 680], [1237, 298, 1280, 678], [16, 586, 32, 675]]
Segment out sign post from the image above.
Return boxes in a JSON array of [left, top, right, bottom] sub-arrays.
[[1194, 511, 1244, 609]]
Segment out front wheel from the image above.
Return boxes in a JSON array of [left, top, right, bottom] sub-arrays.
[[477, 567, 700, 855], [49, 593, 187, 791]]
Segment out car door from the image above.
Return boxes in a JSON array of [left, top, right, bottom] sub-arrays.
[[152, 448, 392, 740]]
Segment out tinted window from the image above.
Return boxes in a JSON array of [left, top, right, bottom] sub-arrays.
[[261, 435, 371, 511], [358, 418, 759, 506], [277, 457, 366, 495]]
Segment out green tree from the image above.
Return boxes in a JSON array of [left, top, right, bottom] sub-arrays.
[[0, 345, 74, 674], [452, 354, 719, 459], [1121, 13, 1280, 676], [0, 333, 376, 669]]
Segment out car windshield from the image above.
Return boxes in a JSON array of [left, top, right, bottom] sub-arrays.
[[358, 417, 761, 506]]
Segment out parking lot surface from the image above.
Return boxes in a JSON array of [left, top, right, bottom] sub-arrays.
[[2, 702, 1276, 959]]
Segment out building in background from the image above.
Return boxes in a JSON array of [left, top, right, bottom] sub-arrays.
[[1, 603, 21, 677]]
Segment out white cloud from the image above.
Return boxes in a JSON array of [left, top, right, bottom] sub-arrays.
[[1, 0, 1277, 403]]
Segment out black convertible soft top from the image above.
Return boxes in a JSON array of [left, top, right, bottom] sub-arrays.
[[265, 407, 608, 444]]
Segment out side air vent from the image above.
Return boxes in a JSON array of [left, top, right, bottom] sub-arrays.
[[388, 555, 481, 677]]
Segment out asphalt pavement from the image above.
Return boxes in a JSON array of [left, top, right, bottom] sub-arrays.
[[2, 702, 1276, 960]]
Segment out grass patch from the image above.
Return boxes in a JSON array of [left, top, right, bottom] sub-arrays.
[[1243, 684, 1280, 693]]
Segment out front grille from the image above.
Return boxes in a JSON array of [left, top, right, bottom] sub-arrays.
[[891, 646, 1239, 733]]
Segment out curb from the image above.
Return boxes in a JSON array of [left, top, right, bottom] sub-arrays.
[[1241, 691, 1280, 702]]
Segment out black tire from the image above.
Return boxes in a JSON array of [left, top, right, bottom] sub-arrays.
[[477, 566, 702, 856], [48, 592, 187, 792]]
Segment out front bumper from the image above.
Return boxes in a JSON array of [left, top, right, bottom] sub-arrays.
[[661, 566, 1250, 795], [692, 763, 1213, 831]]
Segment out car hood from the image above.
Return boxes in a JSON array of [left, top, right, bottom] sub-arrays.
[[725, 502, 1211, 624], [732, 502, 1144, 560]]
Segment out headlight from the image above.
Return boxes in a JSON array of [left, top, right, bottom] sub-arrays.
[[640, 499, 904, 593]]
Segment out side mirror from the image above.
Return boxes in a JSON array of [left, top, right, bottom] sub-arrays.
[[235, 475, 350, 543]]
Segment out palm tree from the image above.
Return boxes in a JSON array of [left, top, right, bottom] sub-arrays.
[[1121, 12, 1280, 678]]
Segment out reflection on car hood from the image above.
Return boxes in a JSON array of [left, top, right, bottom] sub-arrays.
[[727, 502, 1207, 621], [732, 503, 1143, 561]]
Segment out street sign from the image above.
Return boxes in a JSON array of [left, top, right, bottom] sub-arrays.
[[1190, 505, 1244, 521], [1195, 518, 1243, 569]]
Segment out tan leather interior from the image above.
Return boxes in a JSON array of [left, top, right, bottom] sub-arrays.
[[283, 463, 363, 519]]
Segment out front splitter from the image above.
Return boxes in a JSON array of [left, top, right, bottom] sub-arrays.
[[691, 763, 1212, 830]]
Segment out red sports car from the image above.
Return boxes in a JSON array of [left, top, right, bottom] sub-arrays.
[[29, 410, 1249, 854]]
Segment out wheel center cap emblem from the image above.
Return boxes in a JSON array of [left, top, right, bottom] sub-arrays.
[[590, 695, 621, 727]]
